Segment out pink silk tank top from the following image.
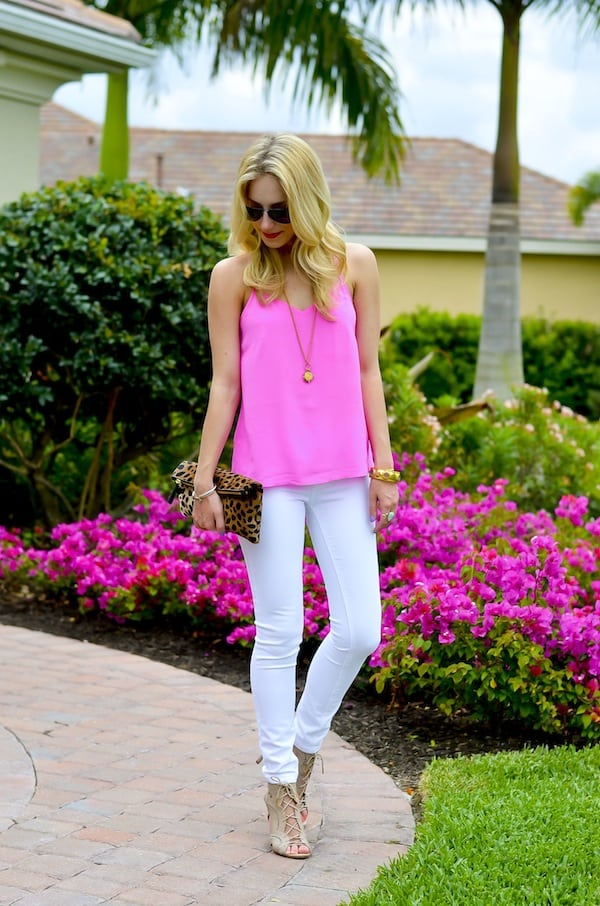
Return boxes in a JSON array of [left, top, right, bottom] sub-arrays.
[[232, 278, 372, 487]]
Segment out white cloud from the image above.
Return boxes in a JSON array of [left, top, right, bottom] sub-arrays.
[[518, 14, 600, 179], [53, 7, 600, 184], [387, 8, 501, 153]]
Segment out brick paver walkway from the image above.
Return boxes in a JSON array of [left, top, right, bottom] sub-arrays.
[[0, 624, 414, 905]]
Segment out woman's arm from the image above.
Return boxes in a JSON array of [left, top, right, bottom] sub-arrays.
[[192, 255, 245, 533], [347, 242, 399, 531]]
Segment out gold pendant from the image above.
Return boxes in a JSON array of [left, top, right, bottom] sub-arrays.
[[303, 369, 314, 383]]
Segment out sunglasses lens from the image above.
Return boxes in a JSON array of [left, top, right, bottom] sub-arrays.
[[245, 206, 291, 224], [270, 208, 290, 224]]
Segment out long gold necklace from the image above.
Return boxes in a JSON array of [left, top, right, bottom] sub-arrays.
[[285, 299, 318, 383]]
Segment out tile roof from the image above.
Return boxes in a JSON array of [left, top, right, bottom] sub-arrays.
[[4, 0, 140, 41], [40, 103, 600, 244]]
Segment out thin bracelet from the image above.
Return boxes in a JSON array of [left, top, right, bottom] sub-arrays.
[[369, 468, 401, 483], [192, 484, 217, 501]]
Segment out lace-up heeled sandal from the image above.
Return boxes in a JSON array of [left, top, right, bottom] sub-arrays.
[[264, 783, 311, 859], [293, 746, 323, 824]]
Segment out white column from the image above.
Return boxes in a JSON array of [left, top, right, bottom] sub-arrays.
[[0, 49, 80, 204]]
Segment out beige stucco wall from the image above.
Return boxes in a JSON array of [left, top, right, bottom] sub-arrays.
[[375, 249, 600, 326], [520, 255, 599, 323]]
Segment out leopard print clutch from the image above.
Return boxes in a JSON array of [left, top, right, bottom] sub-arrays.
[[170, 461, 263, 543]]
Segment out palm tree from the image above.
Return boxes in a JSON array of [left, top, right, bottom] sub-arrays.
[[353, 0, 597, 400], [431, 0, 599, 400], [470, 1, 526, 401], [83, 0, 405, 182], [569, 170, 600, 225], [87, 0, 600, 400], [188, 0, 600, 400], [83, 0, 208, 180]]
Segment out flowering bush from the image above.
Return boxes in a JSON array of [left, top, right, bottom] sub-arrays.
[[373, 455, 600, 738], [0, 493, 253, 632], [433, 384, 600, 517], [1, 457, 598, 739]]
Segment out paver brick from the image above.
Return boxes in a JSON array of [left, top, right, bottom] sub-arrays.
[[0, 624, 414, 903]]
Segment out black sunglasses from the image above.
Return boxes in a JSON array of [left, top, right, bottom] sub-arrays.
[[245, 205, 291, 224]]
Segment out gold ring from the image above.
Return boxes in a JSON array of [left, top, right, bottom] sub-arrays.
[[386, 511, 394, 523]]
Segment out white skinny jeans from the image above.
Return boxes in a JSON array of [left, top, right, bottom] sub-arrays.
[[239, 478, 382, 784]]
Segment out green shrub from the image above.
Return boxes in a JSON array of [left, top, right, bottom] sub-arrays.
[[381, 368, 599, 517], [522, 317, 600, 421], [382, 307, 600, 419], [380, 308, 479, 404], [375, 616, 597, 739], [0, 177, 227, 527], [434, 385, 600, 516], [382, 363, 441, 468]]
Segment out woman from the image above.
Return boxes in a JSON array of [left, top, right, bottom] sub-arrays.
[[192, 133, 399, 859]]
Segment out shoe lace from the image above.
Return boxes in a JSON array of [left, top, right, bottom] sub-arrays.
[[277, 784, 304, 844]]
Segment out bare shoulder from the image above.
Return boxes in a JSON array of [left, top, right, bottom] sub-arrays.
[[211, 253, 248, 288], [346, 242, 378, 280], [346, 242, 377, 268], [209, 254, 249, 309], [345, 242, 379, 294]]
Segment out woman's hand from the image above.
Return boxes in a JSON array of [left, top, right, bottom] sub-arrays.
[[192, 491, 225, 534], [369, 478, 399, 533]]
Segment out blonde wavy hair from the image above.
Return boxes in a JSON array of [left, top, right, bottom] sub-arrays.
[[228, 133, 346, 315]]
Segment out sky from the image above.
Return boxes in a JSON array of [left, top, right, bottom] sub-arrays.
[[54, 6, 600, 185]]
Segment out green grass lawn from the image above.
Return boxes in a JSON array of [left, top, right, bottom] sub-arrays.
[[341, 745, 600, 906]]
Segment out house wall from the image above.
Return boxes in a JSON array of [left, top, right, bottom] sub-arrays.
[[374, 249, 600, 326], [520, 255, 599, 323], [0, 46, 84, 204], [0, 96, 40, 202], [1, 4, 155, 206]]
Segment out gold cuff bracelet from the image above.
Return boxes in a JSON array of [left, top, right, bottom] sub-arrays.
[[369, 468, 401, 483]]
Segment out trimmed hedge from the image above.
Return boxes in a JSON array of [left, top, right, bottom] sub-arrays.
[[0, 177, 227, 526], [381, 308, 600, 419]]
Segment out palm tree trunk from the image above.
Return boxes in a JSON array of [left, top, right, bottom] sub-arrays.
[[100, 70, 130, 181], [473, 203, 523, 399], [473, 4, 524, 400]]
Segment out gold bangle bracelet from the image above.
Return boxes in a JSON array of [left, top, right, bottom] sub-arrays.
[[369, 468, 401, 483]]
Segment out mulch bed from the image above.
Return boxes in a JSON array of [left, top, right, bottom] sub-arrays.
[[0, 589, 557, 796]]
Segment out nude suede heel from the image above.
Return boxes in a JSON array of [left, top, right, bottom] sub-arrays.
[[264, 782, 311, 859], [293, 746, 323, 824]]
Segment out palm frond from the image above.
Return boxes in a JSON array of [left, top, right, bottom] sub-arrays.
[[85, 0, 210, 47], [212, 0, 405, 181], [568, 170, 600, 226]]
